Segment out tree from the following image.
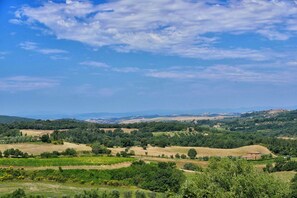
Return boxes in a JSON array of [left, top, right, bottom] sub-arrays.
[[63, 148, 77, 156], [187, 148, 197, 159], [178, 158, 290, 198], [181, 154, 187, 159], [40, 134, 51, 143], [91, 143, 111, 155]]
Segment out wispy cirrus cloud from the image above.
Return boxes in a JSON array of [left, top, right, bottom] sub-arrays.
[[0, 76, 59, 92], [13, 0, 297, 60], [19, 41, 68, 55], [146, 65, 297, 83], [80, 61, 110, 68]]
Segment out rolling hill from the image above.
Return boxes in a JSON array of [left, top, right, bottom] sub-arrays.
[[0, 115, 35, 124]]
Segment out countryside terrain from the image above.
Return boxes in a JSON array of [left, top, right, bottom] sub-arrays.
[[0, 109, 297, 197]]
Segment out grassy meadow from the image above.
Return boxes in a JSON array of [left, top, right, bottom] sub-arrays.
[[0, 181, 158, 197], [0, 156, 135, 167]]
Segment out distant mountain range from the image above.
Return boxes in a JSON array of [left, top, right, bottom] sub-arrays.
[[16, 106, 297, 120], [1, 107, 296, 124]]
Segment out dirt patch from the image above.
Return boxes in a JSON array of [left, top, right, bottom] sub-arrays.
[[20, 129, 68, 137]]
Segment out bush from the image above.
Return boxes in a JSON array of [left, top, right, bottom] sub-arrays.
[[62, 148, 77, 156], [135, 191, 146, 198], [123, 191, 132, 198], [181, 154, 187, 159], [183, 163, 202, 171], [111, 190, 120, 198], [40, 134, 51, 143], [91, 143, 111, 155]]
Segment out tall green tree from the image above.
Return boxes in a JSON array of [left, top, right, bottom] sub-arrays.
[[178, 158, 290, 198], [187, 148, 197, 159]]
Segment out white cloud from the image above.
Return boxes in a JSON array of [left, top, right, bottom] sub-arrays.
[[14, 0, 297, 60], [111, 67, 140, 73], [0, 76, 59, 91], [19, 41, 68, 55], [146, 65, 295, 83], [80, 61, 110, 68]]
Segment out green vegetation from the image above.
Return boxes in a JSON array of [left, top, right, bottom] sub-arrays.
[[0, 182, 155, 198], [0, 115, 34, 124], [1, 110, 297, 155], [183, 163, 202, 171], [0, 110, 297, 196], [178, 158, 290, 198], [187, 148, 197, 159], [0, 161, 184, 193], [0, 156, 134, 167]]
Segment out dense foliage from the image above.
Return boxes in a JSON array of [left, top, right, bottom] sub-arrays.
[[0, 109, 297, 156], [0, 161, 184, 192], [178, 158, 290, 198]]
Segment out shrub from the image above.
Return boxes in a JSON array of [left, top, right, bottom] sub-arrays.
[[123, 191, 132, 198], [135, 191, 146, 198], [183, 163, 202, 171], [181, 154, 187, 159], [111, 190, 120, 198], [91, 143, 111, 155]]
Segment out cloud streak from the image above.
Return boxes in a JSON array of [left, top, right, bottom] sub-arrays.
[[19, 41, 68, 55], [146, 65, 297, 84], [0, 76, 59, 91], [14, 0, 297, 60]]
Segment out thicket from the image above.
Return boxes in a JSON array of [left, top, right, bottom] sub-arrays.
[[178, 158, 291, 198], [0, 161, 184, 192]]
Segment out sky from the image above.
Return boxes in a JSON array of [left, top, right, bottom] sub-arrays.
[[1, 0, 297, 117]]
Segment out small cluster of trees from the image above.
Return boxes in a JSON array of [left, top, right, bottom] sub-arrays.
[[0, 148, 31, 158], [264, 157, 297, 172], [0, 161, 184, 193], [91, 143, 111, 155], [40, 148, 77, 158]]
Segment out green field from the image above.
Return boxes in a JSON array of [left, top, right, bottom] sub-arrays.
[[0, 156, 135, 167], [0, 181, 160, 197], [271, 171, 296, 183]]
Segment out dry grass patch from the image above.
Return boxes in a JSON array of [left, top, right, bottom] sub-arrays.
[[111, 145, 273, 158], [20, 129, 68, 137], [0, 142, 91, 155]]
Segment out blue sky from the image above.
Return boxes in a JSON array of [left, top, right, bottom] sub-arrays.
[[1, 0, 297, 116]]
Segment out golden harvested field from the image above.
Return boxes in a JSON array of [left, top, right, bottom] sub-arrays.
[[111, 145, 273, 158], [120, 115, 230, 124], [0, 142, 91, 155], [20, 129, 68, 137]]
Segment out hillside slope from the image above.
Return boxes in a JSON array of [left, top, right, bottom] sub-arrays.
[[0, 115, 34, 124]]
